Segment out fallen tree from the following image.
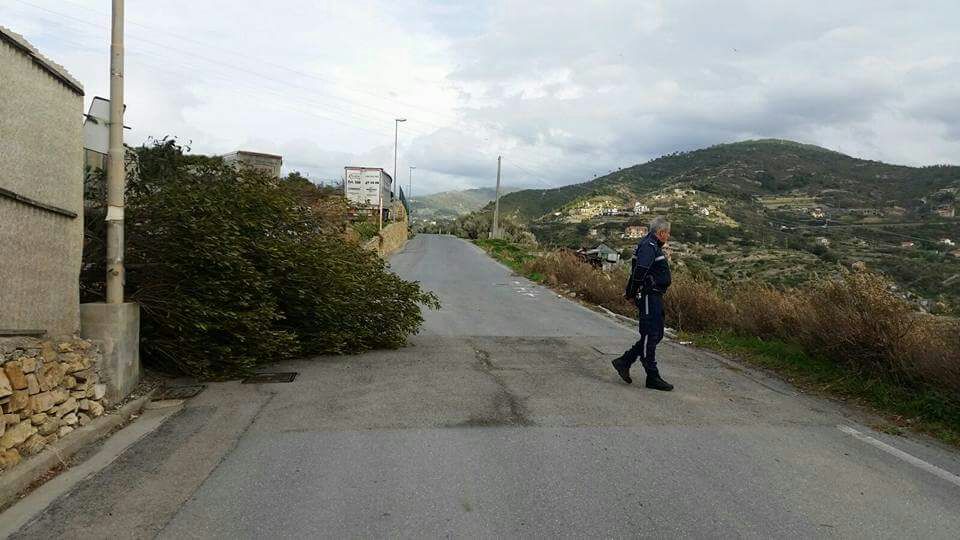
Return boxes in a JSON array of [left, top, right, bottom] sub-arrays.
[[82, 138, 438, 378]]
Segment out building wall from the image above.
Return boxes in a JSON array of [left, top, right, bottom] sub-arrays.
[[0, 32, 84, 336], [224, 152, 282, 178]]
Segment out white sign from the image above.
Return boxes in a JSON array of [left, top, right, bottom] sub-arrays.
[[82, 97, 111, 155], [344, 167, 392, 206]]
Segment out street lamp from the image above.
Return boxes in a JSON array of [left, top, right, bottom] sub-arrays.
[[394, 118, 406, 212]]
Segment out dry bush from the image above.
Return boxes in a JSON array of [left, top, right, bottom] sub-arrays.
[[524, 251, 633, 315], [664, 273, 734, 332], [526, 250, 960, 395], [796, 272, 919, 377], [731, 282, 806, 339], [895, 317, 960, 394]]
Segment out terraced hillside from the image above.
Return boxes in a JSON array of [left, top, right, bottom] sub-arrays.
[[462, 140, 960, 313]]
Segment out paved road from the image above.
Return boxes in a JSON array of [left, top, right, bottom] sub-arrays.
[[8, 234, 960, 538]]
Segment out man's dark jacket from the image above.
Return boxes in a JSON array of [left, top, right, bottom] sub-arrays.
[[625, 231, 671, 299]]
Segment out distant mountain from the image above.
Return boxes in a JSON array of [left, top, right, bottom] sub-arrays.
[[495, 139, 959, 223], [411, 187, 519, 220], [457, 139, 960, 312]]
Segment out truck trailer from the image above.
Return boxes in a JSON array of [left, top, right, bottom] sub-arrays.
[[344, 166, 393, 207]]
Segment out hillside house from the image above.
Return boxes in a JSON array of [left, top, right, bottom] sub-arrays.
[[581, 243, 621, 270], [633, 203, 649, 214], [575, 203, 602, 219], [900, 241, 915, 249], [815, 237, 831, 247], [589, 228, 599, 237], [939, 238, 956, 247], [936, 206, 956, 218], [223, 150, 283, 178], [623, 225, 648, 239], [699, 207, 711, 216], [810, 208, 825, 219]]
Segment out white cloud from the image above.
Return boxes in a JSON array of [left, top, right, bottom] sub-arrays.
[[5, 0, 958, 195]]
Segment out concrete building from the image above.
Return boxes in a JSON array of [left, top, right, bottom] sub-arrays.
[[223, 150, 283, 178], [0, 26, 84, 336], [624, 225, 648, 239]]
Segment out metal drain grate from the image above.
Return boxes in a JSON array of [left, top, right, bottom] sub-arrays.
[[242, 372, 298, 384], [154, 384, 206, 400]]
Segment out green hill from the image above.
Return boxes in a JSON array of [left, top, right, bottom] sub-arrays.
[[497, 139, 959, 222], [459, 139, 960, 313]]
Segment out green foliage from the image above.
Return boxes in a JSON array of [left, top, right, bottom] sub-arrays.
[[474, 239, 537, 273], [82, 138, 438, 379], [352, 219, 380, 241]]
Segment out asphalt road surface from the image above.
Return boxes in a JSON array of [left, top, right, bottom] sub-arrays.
[[7, 234, 960, 538]]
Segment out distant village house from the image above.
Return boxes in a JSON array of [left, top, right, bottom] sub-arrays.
[[223, 150, 283, 178], [578, 243, 621, 270], [623, 225, 648, 239]]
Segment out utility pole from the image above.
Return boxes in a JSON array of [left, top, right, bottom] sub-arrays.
[[408, 165, 416, 220], [377, 172, 383, 232], [106, 0, 125, 304], [393, 118, 406, 222], [491, 155, 502, 239]]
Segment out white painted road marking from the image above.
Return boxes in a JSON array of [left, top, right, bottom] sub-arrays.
[[837, 425, 960, 489]]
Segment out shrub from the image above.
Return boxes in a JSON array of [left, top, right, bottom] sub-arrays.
[[795, 272, 915, 378], [524, 251, 634, 315], [664, 273, 734, 332], [730, 282, 804, 338], [81, 139, 438, 378]]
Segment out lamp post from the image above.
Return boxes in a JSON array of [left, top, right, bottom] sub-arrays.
[[394, 118, 406, 221]]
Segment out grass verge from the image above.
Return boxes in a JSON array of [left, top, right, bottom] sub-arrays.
[[685, 331, 960, 447], [474, 239, 539, 276]]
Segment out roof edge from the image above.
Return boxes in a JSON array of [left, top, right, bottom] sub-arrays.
[[0, 26, 84, 96]]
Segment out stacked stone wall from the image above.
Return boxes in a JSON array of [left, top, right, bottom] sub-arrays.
[[0, 336, 106, 473]]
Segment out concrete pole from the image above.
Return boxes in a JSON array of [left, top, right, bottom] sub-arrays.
[[377, 169, 383, 232], [105, 0, 125, 304], [492, 155, 502, 240], [393, 118, 406, 222], [408, 165, 415, 218]]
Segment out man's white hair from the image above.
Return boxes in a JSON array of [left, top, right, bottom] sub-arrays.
[[649, 216, 671, 233]]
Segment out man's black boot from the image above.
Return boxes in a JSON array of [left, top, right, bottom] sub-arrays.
[[611, 357, 632, 384], [645, 371, 673, 391]]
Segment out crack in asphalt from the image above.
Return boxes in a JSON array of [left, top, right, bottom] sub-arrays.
[[451, 348, 533, 428]]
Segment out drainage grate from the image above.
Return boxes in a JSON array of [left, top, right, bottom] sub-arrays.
[[154, 384, 206, 400], [242, 372, 298, 384]]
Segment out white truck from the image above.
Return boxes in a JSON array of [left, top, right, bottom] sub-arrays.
[[343, 167, 393, 207]]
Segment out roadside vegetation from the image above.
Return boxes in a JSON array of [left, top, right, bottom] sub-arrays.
[[477, 239, 960, 446], [82, 138, 438, 379]]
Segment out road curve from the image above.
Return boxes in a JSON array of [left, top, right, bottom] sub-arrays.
[[10, 234, 960, 539]]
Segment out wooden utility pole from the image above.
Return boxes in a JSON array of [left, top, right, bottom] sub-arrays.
[[492, 155, 502, 239], [105, 0, 125, 303]]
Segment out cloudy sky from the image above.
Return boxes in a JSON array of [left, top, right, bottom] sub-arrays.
[[4, 0, 959, 195]]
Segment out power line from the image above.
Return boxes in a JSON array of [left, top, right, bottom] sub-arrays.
[[8, 0, 452, 137], [10, 0, 460, 127]]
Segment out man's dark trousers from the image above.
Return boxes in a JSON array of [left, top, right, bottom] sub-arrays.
[[621, 291, 664, 374]]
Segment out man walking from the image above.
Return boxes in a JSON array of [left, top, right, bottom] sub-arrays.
[[612, 216, 674, 391]]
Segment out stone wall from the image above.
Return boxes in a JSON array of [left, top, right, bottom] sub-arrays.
[[0, 27, 85, 336], [0, 336, 106, 473], [363, 221, 409, 258], [379, 221, 409, 257]]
